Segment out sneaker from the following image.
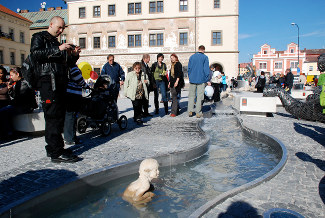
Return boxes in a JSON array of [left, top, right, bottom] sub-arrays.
[[188, 112, 193, 117], [135, 119, 143, 125], [51, 153, 80, 163], [65, 141, 75, 146], [196, 114, 202, 118], [170, 114, 176, 117]]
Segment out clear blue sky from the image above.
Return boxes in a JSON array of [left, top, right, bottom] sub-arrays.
[[1, 0, 325, 63]]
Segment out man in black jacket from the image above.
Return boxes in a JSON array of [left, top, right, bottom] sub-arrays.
[[285, 68, 294, 94], [141, 54, 154, 117], [30, 16, 80, 163]]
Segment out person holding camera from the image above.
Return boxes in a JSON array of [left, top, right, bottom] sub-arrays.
[[30, 16, 81, 163]]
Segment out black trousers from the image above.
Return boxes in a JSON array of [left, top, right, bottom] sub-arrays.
[[39, 80, 67, 158], [132, 97, 146, 121], [212, 83, 221, 102]]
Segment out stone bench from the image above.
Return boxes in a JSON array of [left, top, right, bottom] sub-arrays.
[[12, 109, 45, 132], [233, 95, 277, 116]]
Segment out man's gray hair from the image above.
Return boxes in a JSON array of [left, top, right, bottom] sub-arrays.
[[142, 54, 150, 60]]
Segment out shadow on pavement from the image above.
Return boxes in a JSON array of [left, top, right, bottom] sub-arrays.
[[217, 201, 261, 218], [296, 152, 325, 205], [293, 123, 325, 147], [0, 169, 78, 214]]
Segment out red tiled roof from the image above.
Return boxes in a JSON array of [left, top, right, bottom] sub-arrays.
[[0, 4, 32, 23], [305, 49, 325, 55], [239, 63, 251, 68]]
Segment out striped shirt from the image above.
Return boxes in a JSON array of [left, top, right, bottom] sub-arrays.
[[67, 66, 87, 95]]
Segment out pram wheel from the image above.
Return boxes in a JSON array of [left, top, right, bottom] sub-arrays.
[[77, 117, 87, 134], [118, 115, 128, 130], [101, 120, 111, 136]]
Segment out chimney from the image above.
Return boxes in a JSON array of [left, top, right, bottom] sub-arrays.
[[47, 7, 55, 11], [20, 9, 29, 13], [56, 7, 62, 10], [39, 8, 45, 12]]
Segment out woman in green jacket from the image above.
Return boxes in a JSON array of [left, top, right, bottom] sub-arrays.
[[124, 62, 149, 124]]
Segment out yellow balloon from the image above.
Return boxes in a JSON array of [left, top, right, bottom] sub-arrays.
[[78, 62, 92, 79]]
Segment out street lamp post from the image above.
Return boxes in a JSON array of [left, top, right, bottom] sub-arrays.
[[291, 23, 300, 73]]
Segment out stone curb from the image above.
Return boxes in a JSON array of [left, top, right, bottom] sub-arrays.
[[189, 114, 288, 218], [0, 120, 210, 217]]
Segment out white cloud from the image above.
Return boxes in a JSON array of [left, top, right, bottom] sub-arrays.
[[238, 33, 255, 39], [301, 31, 325, 37]]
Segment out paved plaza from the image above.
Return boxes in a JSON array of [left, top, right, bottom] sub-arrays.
[[0, 90, 324, 217]]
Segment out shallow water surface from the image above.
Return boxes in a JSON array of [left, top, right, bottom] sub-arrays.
[[52, 116, 279, 218]]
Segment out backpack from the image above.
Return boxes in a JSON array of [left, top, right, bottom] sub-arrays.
[[21, 54, 39, 90]]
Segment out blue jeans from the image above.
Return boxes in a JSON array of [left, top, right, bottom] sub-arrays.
[[64, 111, 76, 143], [154, 80, 167, 109]]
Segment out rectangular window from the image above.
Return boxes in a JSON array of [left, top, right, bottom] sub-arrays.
[[150, 1, 163, 13], [212, 31, 222, 45], [179, 32, 188, 45], [259, 62, 267, 69], [290, 61, 298, 69], [135, 3, 141, 14], [149, 33, 163, 46], [108, 36, 116, 48], [263, 50, 267, 54], [79, 7, 86, 18], [108, 4, 116, 16], [10, 52, 15, 65], [128, 3, 141, 14], [309, 66, 313, 71], [180, 0, 188, 11], [290, 49, 294, 53], [21, 53, 25, 66], [60, 34, 66, 44], [157, 1, 163, 12], [128, 34, 141, 47], [9, 28, 14, 41], [149, 34, 156, 46], [94, 37, 100, 48], [79, 38, 86, 49], [149, 2, 156, 13], [0, 50, 3, 64], [93, 6, 101, 17], [214, 0, 220, 8], [20, 32, 25, 43], [275, 62, 283, 69], [128, 3, 134, 14]]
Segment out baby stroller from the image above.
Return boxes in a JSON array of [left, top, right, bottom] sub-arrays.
[[77, 75, 128, 136]]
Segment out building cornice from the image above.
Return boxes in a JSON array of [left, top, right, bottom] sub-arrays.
[[67, 14, 239, 26]]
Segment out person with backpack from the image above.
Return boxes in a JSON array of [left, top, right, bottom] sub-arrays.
[[169, 54, 184, 117], [30, 16, 80, 163]]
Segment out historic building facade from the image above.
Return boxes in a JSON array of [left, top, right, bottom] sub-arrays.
[[0, 4, 32, 70], [253, 43, 325, 81], [65, 0, 239, 78]]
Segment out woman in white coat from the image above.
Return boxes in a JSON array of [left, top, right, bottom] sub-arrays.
[[124, 62, 149, 124]]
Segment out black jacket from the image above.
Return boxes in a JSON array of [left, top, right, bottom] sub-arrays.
[[169, 62, 183, 90], [8, 79, 37, 113], [141, 60, 155, 91], [285, 72, 294, 89], [30, 31, 79, 86]]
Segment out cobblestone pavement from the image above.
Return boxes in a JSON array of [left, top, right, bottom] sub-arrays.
[[0, 91, 208, 214], [203, 105, 325, 217], [1, 91, 325, 217]]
